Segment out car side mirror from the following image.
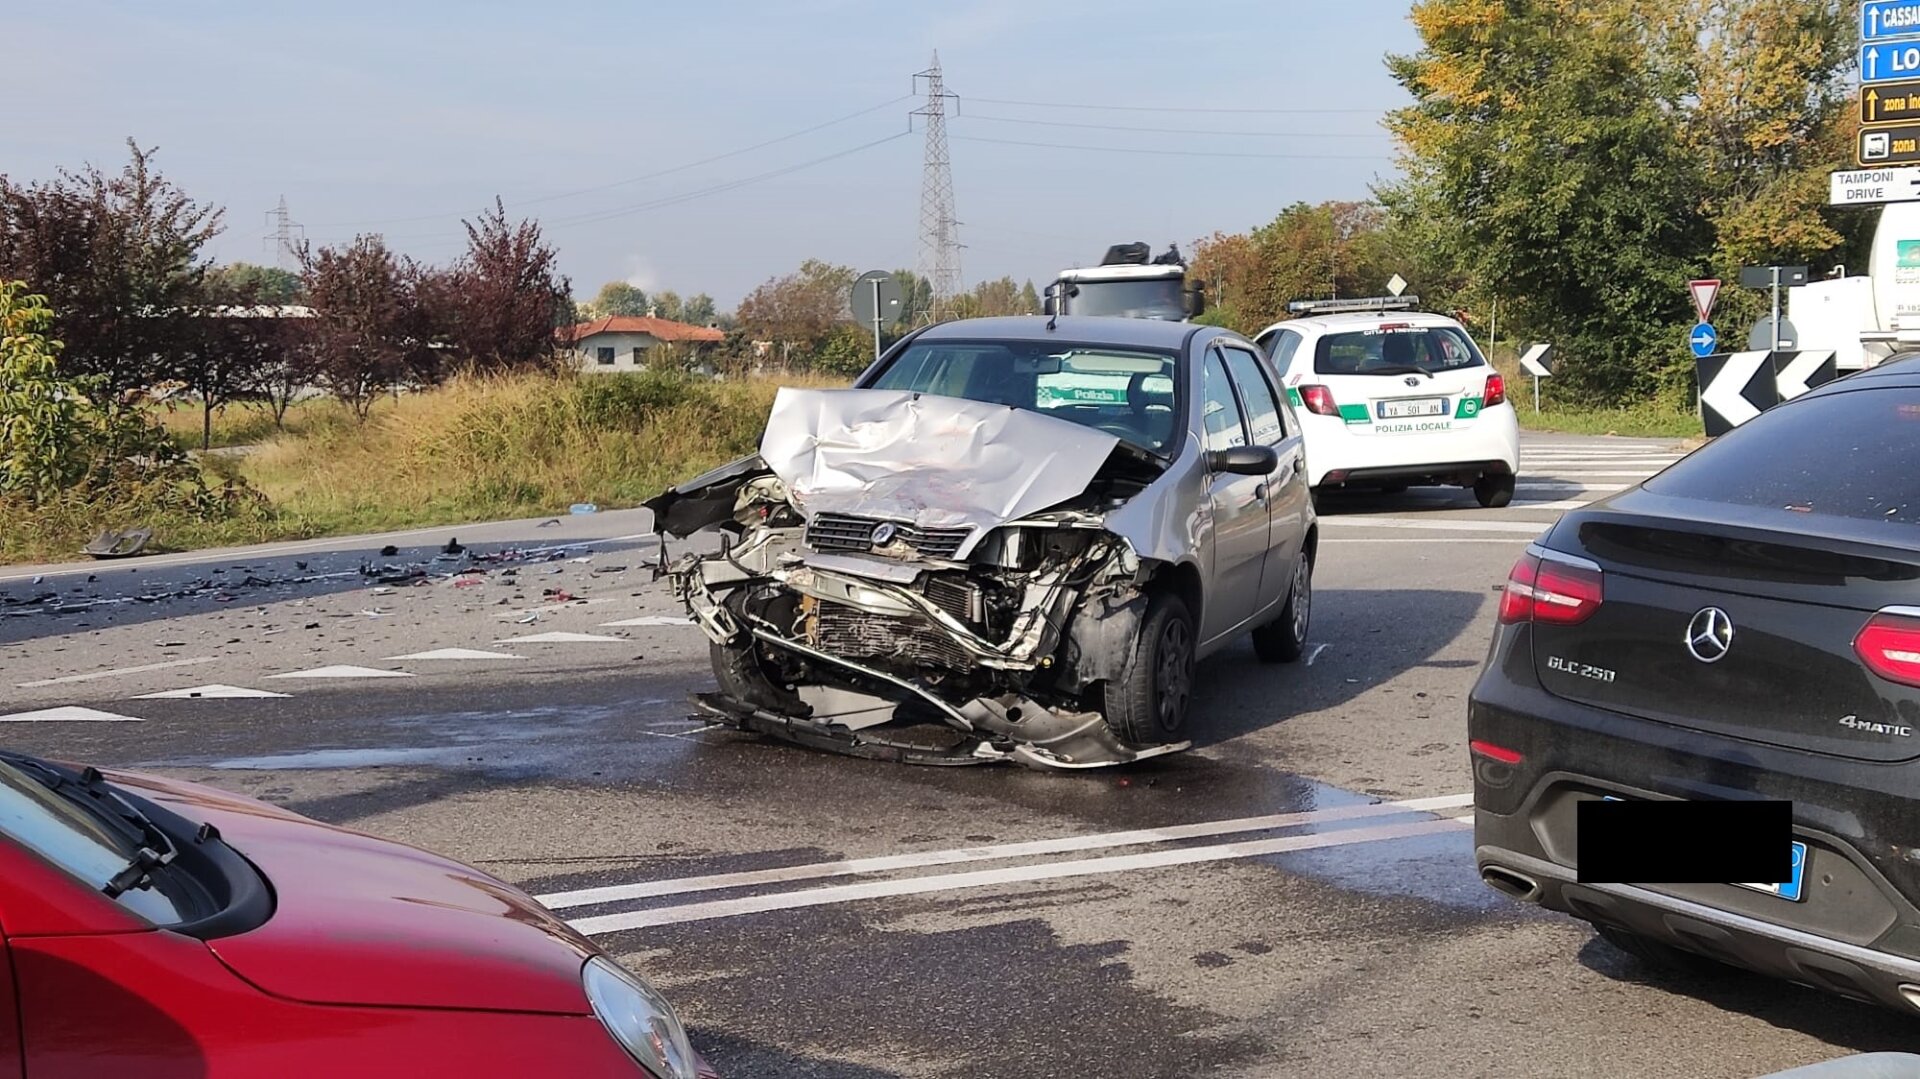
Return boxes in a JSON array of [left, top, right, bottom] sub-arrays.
[[1207, 444, 1278, 476], [1041, 295, 1055, 316], [1187, 285, 1207, 319]]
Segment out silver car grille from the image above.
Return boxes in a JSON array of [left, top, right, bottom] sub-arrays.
[[805, 513, 972, 559]]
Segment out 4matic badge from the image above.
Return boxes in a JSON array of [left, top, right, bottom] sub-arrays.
[[1547, 656, 1617, 683], [1839, 715, 1915, 738]]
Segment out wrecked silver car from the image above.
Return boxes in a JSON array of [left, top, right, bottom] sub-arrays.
[[644, 316, 1317, 769]]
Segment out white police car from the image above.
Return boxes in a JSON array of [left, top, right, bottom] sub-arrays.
[[1252, 297, 1519, 507]]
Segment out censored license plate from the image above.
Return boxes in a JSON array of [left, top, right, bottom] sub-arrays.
[[1377, 397, 1448, 419], [1600, 796, 1807, 901]]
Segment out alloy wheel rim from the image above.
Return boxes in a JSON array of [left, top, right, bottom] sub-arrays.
[[1291, 558, 1311, 641], [1157, 618, 1193, 731]]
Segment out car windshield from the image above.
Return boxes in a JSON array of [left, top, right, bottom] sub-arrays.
[[868, 339, 1182, 454], [1314, 324, 1484, 376], [1062, 278, 1187, 320]]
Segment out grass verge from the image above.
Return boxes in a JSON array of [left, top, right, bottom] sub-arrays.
[[1512, 406, 1701, 439], [3, 369, 842, 566], [151, 400, 327, 451]]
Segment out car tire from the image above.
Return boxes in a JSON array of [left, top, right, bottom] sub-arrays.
[[1100, 590, 1196, 745], [1595, 925, 1726, 976], [1252, 550, 1311, 663], [1474, 473, 1516, 508]]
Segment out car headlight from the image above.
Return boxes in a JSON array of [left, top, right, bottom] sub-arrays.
[[583, 956, 699, 1079]]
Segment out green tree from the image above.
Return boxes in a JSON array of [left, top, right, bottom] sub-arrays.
[[0, 281, 87, 494], [588, 280, 649, 318], [211, 262, 303, 304]]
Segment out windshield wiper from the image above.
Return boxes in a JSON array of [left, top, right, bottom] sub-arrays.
[[0, 751, 175, 895]]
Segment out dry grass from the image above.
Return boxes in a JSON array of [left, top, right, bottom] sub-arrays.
[[240, 369, 845, 536], [150, 399, 329, 451]]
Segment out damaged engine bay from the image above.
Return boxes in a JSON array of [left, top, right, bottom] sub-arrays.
[[645, 385, 1194, 770]]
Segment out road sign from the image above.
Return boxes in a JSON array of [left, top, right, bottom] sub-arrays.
[[1386, 273, 1408, 297], [1688, 279, 1721, 322], [1863, 42, 1920, 84], [1862, 80, 1920, 126], [1518, 343, 1552, 377], [1864, 1, 1920, 43], [1697, 350, 1841, 437], [1775, 350, 1837, 400], [1859, 123, 1920, 165], [1747, 316, 1797, 351], [851, 270, 904, 362], [1830, 166, 1920, 205], [1738, 265, 1808, 288], [1689, 322, 1719, 358]]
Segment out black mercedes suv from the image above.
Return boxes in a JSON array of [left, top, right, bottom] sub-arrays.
[[1469, 356, 1920, 1012]]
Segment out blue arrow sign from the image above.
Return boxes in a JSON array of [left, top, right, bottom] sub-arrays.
[[1689, 322, 1718, 358], [1864, 41, 1920, 83], [1865, 1, 1920, 43]]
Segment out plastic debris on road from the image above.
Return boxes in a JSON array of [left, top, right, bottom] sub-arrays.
[[570, 503, 598, 514]]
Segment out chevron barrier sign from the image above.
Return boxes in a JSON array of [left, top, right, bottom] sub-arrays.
[[1696, 350, 1840, 436]]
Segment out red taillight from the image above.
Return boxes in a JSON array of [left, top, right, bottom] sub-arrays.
[[1470, 740, 1524, 765], [1855, 613, 1920, 688], [1483, 372, 1506, 408], [1298, 384, 1339, 416], [1499, 549, 1603, 625]]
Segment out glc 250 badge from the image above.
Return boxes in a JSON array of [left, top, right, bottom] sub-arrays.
[[1547, 656, 1617, 683], [1839, 715, 1914, 737]]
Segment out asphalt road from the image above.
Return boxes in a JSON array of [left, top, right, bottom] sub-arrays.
[[1, 433, 1911, 1078]]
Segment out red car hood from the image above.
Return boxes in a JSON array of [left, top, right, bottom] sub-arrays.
[[111, 770, 599, 1016]]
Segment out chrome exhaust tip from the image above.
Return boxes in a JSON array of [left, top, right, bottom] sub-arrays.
[[1481, 865, 1541, 902]]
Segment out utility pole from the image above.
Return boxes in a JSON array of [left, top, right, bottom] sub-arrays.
[[913, 52, 961, 323], [262, 196, 304, 271]]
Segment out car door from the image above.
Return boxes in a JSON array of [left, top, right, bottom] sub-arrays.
[[1197, 347, 1269, 645], [0, 924, 17, 1079], [1219, 343, 1309, 620]]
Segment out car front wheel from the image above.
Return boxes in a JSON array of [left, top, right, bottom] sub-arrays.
[[1252, 550, 1311, 663], [1100, 591, 1196, 745], [1474, 473, 1516, 508]]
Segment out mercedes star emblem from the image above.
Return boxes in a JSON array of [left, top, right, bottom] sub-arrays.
[[1685, 607, 1734, 664], [870, 522, 898, 546]]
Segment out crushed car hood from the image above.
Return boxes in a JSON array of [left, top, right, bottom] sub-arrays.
[[760, 388, 1129, 551]]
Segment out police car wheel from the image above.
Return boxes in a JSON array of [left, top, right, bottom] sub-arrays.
[[1474, 473, 1515, 508]]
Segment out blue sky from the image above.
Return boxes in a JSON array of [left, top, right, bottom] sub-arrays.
[[4, 1, 1420, 308]]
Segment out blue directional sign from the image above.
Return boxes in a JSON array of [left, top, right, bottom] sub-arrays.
[[1689, 322, 1719, 358], [1865, 1, 1920, 43], [1864, 41, 1920, 84]]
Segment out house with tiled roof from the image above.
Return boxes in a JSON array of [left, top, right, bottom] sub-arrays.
[[561, 313, 726, 372]]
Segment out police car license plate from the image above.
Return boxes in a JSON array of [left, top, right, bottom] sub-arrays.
[[1378, 397, 1447, 419], [1599, 796, 1807, 901]]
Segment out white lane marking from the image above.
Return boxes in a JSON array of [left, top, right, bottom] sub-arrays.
[[1524, 470, 1663, 479], [267, 665, 413, 679], [538, 793, 1474, 910], [385, 648, 527, 660], [0, 706, 143, 723], [495, 631, 628, 643], [599, 616, 694, 627], [1514, 482, 1627, 492], [1305, 643, 1330, 666], [1319, 517, 1548, 534], [15, 656, 215, 688], [570, 816, 1471, 933], [133, 684, 291, 699]]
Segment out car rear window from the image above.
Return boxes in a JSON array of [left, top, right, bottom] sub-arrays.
[[1642, 385, 1920, 525], [1314, 324, 1483, 376]]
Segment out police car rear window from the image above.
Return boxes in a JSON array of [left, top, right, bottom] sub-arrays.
[[1314, 325, 1483, 376]]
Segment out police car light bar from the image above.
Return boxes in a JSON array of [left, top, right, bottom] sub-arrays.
[[1286, 296, 1421, 315]]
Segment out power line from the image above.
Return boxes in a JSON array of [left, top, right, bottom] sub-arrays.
[[359, 130, 913, 245], [952, 134, 1394, 162], [306, 94, 913, 230], [964, 95, 1395, 115], [955, 112, 1391, 140]]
